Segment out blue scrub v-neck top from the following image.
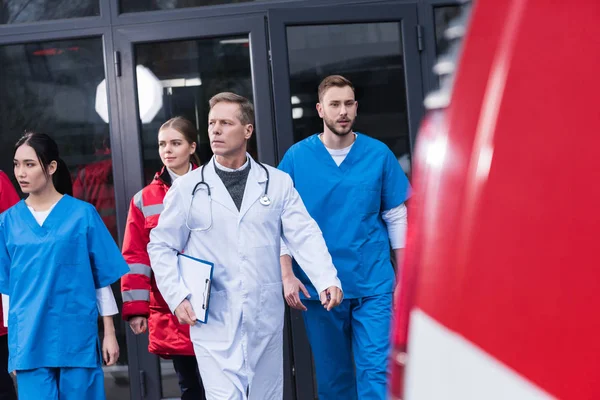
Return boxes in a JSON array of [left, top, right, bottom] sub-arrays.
[[0, 195, 128, 371], [279, 133, 411, 299]]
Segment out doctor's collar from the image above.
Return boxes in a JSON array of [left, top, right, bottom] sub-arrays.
[[213, 155, 250, 173]]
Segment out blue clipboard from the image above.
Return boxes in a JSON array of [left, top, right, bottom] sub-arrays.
[[177, 253, 214, 324]]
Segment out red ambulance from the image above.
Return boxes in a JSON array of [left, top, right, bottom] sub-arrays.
[[390, 1, 600, 399]]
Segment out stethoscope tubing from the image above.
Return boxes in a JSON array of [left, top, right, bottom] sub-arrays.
[[185, 160, 271, 231], [191, 159, 270, 202]]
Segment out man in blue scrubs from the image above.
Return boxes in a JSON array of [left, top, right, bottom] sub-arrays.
[[279, 75, 410, 400]]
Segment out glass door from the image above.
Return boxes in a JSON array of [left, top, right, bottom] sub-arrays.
[[113, 15, 275, 400], [269, 3, 424, 176], [268, 4, 424, 398]]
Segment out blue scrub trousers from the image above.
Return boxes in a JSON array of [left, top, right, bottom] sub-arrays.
[[303, 293, 393, 400], [16, 366, 105, 400]]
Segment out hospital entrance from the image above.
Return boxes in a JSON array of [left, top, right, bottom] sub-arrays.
[[0, 0, 461, 398]]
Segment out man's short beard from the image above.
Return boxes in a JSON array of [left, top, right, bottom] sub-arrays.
[[324, 118, 354, 136]]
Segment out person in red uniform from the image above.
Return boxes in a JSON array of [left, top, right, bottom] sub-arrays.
[[72, 144, 117, 240], [0, 171, 19, 400], [121, 117, 205, 400]]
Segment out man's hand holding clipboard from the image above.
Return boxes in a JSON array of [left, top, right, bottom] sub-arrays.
[[174, 253, 214, 326]]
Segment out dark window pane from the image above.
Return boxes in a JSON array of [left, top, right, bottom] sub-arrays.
[[121, 0, 268, 13], [286, 23, 411, 177], [0, 0, 99, 24], [0, 38, 130, 399], [135, 36, 254, 189], [434, 5, 462, 55]]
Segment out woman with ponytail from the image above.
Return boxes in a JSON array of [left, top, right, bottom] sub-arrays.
[[121, 116, 205, 400], [0, 132, 129, 399]]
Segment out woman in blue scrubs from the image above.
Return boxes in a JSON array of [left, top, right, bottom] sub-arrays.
[[0, 132, 129, 400]]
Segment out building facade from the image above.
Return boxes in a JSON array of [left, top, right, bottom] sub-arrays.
[[0, 0, 461, 398]]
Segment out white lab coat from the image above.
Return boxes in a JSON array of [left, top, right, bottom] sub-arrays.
[[148, 155, 341, 400]]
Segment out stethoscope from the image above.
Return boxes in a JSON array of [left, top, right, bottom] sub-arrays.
[[185, 159, 271, 232]]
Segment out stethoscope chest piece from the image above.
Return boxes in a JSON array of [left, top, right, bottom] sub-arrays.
[[259, 195, 271, 206]]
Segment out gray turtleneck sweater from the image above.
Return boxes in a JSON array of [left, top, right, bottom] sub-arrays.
[[214, 158, 251, 211]]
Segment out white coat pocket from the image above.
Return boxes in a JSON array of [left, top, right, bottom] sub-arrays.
[[194, 290, 231, 343], [256, 282, 284, 338]]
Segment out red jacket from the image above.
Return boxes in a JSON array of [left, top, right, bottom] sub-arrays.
[[0, 171, 20, 337], [73, 158, 117, 240], [121, 167, 195, 356]]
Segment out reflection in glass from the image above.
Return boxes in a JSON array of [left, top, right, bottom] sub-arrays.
[[97, 66, 163, 125], [135, 36, 254, 185], [0, 38, 129, 399], [0, 0, 99, 24], [134, 35, 253, 397], [434, 6, 463, 56], [286, 23, 412, 176], [121, 0, 266, 13]]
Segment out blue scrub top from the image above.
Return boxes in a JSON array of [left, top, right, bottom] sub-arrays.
[[0, 195, 129, 371], [279, 133, 411, 299]]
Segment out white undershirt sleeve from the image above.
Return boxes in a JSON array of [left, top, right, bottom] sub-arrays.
[[382, 203, 408, 249], [2, 294, 8, 327], [96, 286, 119, 316]]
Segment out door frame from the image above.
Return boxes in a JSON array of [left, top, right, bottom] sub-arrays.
[[267, 4, 424, 398], [112, 15, 276, 399]]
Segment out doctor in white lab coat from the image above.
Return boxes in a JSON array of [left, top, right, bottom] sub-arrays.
[[148, 92, 343, 400]]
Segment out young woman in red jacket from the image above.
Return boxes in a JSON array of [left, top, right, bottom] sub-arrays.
[[0, 170, 18, 400], [121, 117, 205, 399]]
